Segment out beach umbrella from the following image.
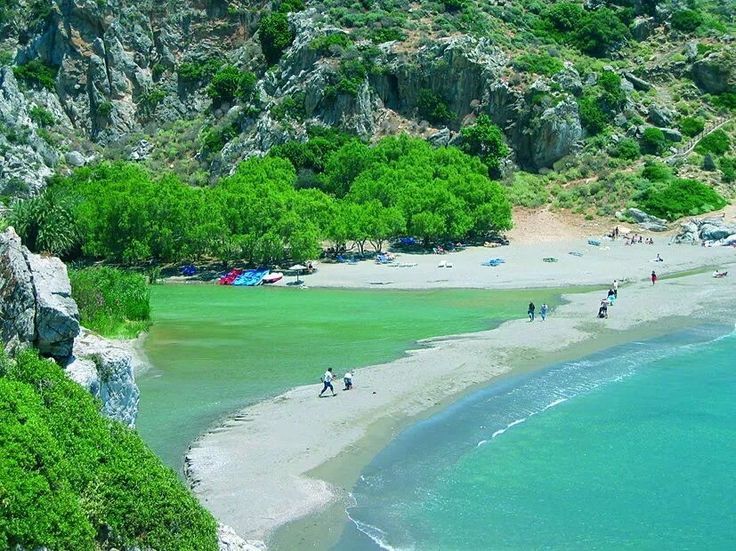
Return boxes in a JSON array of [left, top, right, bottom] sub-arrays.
[[290, 264, 307, 284]]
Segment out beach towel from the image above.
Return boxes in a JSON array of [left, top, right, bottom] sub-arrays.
[[542, 257, 558, 263], [568, 251, 584, 257], [482, 258, 505, 267], [587, 239, 601, 247]]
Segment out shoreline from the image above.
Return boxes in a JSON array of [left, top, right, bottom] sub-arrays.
[[184, 247, 736, 549]]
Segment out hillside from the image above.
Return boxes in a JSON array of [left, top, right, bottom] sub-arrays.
[[0, 1, 733, 203]]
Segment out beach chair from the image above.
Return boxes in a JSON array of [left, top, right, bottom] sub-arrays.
[[438, 260, 447, 268]]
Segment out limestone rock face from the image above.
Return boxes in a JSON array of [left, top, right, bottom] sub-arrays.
[[26, 252, 80, 358], [217, 523, 266, 551], [67, 329, 140, 427], [692, 50, 736, 94], [622, 208, 669, 232], [0, 228, 36, 354], [675, 217, 736, 244], [0, 227, 139, 425]]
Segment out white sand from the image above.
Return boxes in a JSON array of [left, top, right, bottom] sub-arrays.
[[279, 239, 735, 290], [186, 240, 736, 546]]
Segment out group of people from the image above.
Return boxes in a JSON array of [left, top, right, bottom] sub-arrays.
[[598, 279, 619, 318], [527, 302, 549, 321], [318, 367, 353, 397]]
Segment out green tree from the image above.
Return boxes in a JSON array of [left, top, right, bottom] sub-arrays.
[[679, 116, 705, 137], [696, 129, 731, 155], [416, 89, 454, 124], [640, 127, 668, 155], [611, 138, 641, 160], [671, 10, 703, 33], [574, 8, 630, 57], [259, 12, 294, 65], [207, 65, 257, 105], [460, 114, 509, 172]]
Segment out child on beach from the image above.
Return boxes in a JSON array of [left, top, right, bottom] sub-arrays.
[[528, 302, 535, 321], [651, 271, 657, 285], [319, 368, 337, 397], [343, 371, 353, 390], [540, 303, 548, 321]]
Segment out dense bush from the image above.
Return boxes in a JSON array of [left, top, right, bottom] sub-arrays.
[[69, 267, 150, 338], [671, 9, 703, 33], [640, 127, 668, 155], [637, 178, 727, 220], [259, 12, 294, 65], [696, 129, 731, 155], [8, 189, 79, 256], [720, 157, 736, 183], [416, 89, 454, 124], [578, 94, 607, 135], [641, 161, 672, 182], [309, 33, 352, 54], [513, 53, 563, 76], [177, 60, 220, 82], [12, 59, 58, 90], [460, 114, 509, 172], [541, 3, 629, 57], [611, 137, 641, 160], [0, 349, 219, 550], [207, 65, 257, 105], [679, 116, 705, 137]]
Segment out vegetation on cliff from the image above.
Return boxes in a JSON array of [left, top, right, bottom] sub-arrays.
[[0, 349, 218, 551], [69, 267, 151, 338]]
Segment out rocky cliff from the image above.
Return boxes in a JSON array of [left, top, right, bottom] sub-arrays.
[[0, 226, 139, 426], [0, 1, 734, 194]]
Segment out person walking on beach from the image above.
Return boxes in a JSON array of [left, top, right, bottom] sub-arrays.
[[540, 303, 548, 321], [651, 271, 657, 285], [613, 279, 618, 298], [528, 301, 535, 321], [319, 367, 337, 397]]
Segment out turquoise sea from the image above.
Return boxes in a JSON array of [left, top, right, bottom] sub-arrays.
[[336, 324, 736, 550]]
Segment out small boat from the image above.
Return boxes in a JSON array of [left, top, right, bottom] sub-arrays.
[[262, 272, 284, 284]]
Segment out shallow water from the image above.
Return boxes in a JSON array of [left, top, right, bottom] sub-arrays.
[[137, 285, 559, 469], [337, 324, 736, 550]]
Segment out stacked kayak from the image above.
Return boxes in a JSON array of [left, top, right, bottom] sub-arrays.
[[219, 268, 243, 285], [482, 258, 505, 267], [233, 269, 269, 286], [262, 272, 283, 284]]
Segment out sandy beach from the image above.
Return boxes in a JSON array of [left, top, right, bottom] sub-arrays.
[[184, 234, 736, 549]]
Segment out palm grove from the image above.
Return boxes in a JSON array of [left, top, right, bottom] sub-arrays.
[[8, 129, 512, 265]]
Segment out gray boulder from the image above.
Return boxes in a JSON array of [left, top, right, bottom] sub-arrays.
[[699, 221, 736, 241], [631, 17, 657, 41], [66, 329, 140, 427], [26, 253, 80, 359], [692, 50, 736, 94], [0, 228, 36, 354], [660, 127, 683, 142], [623, 208, 669, 232], [65, 151, 87, 167], [623, 72, 653, 92], [647, 105, 674, 127]]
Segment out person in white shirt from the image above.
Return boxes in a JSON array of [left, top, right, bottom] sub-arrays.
[[613, 279, 618, 297], [343, 371, 353, 390], [319, 367, 337, 397]]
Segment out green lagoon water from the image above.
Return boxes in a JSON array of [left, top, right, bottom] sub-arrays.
[[338, 324, 736, 550], [138, 285, 558, 469]]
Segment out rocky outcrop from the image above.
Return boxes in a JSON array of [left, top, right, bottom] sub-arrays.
[[0, 227, 139, 425], [617, 208, 669, 232], [66, 329, 140, 427], [217, 523, 266, 551], [692, 50, 736, 94], [0, 67, 59, 194], [675, 217, 736, 244]]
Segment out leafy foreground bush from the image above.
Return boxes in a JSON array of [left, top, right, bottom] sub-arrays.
[[637, 178, 727, 221], [696, 129, 731, 156], [0, 350, 218, 551], [69, 267, 151, 338]]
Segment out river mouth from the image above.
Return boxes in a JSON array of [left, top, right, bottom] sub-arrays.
[[136, 284, 565, 470]]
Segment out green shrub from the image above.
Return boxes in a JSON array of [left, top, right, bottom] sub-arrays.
[[69, 267, 150, 338], [578, 94, 607, 135], [137, 87, 167, 116], [29, 105, 55, 127], [611, 138, 641, 160], [259, 12, 294, 65], [417, 89, 454, 124], [97, 101, 113, 117], [505, 172, 550, 207], [543, 2, 585, 34], [177, 60, 220, 82], [636, 178, 727, 220], [640, 127, 668, 155], [309, 33, 352, 54], [642, 161, 672, 182], [207, 65, 257, 105], [696, 129, 731, 155], [442, 0, 465, 12], [671, 9, 704, 33], [12, 59, 58, 90], [513, 53, 564, 76], [8, 189, 79, 256], [720, 157, 736, 183], [0, 349, 219, 550], [277, 0, 304, 13], [271, 91, 305, 121], [679, 116, 705, 137], [598, 71, 626, 111], [713, 92, 736, 111], [573, 8, 630, 57]]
